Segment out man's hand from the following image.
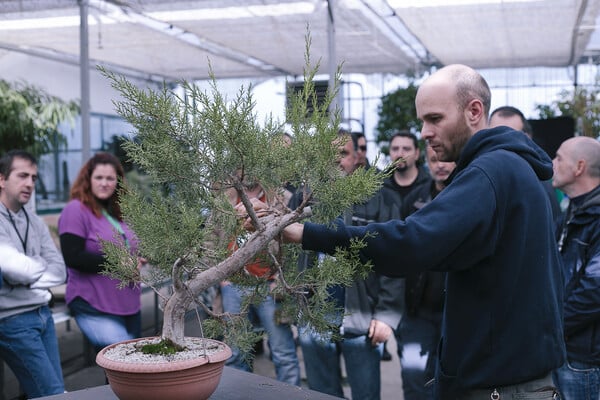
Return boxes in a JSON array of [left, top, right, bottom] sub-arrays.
[[236, 198, 304, 244], [137, 257, 148, 270], [234, 198, 269, 225], [282, 222, 304, 244], [368, 319, 393, 346]]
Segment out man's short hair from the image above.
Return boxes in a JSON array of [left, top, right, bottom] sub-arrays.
[[351, 131, 365, 140], [390, 130, 419, 150], [0, 150, 37, 179], [490, 106, 533, 136], [338, 128, 357, 150]]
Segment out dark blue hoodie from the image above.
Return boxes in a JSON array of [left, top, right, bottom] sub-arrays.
[[302, 126, 566, 398]]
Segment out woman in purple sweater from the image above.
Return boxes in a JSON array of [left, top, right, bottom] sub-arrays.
[[58, 152, 142, 353]]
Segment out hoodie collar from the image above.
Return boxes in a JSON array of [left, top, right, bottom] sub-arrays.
[[447, 126, 553, 185]]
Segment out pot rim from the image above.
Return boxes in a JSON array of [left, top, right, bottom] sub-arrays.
[[96, 336, 232, 373]]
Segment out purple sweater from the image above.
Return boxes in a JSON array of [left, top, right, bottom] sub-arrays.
[[58, 199, 140, 315]]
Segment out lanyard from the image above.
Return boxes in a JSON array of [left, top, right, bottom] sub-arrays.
[[5, 205, 29, 253], [557, 203, 575, 253], [101, 209, 130, 249]]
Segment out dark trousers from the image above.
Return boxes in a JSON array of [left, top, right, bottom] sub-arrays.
[[396, 311, 442, 400]]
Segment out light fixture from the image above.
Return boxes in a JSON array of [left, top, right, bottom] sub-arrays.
[[0, 1, 317, 31], [150, 2, 316, 21], [387, 0, 542, 7]]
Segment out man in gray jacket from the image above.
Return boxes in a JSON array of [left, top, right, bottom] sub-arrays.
[[0, 150, 67, 398]]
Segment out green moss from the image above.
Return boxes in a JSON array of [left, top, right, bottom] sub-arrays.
[[138, 339, 185, 356]]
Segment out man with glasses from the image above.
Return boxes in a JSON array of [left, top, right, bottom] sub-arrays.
[[352, 132, 371, 170]]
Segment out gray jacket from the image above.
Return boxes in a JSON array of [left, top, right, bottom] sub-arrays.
[[292, 185, 404, 335], [0, 206, 66, 319], [343, 191, 404, 336]]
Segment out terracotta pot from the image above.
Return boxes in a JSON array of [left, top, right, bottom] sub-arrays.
[[96, 337, 232, 400]]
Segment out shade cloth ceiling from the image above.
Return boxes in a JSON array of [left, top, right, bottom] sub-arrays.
[[0, 0, 599, 83]]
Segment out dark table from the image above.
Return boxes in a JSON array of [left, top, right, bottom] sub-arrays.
[[38, 366, 339, 399]]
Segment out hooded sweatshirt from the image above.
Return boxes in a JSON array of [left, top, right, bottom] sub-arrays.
[[0, 206, 66, 319], [302, 126, 565, 398]]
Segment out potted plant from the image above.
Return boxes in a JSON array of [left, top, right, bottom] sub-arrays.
[[95, 46, 382, 400]]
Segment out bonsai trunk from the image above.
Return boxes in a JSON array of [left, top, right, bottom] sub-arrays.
[[160, 208, 311, 347]]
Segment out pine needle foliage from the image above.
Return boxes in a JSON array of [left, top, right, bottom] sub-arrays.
[[98, 40, 383, 353]]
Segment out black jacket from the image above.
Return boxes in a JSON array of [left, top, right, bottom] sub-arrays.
[[557, 184, 600, 365], [378, 166, 431, 221], [401, 181, 445, 316]]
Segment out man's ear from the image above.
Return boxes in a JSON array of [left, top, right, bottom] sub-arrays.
[[574, 159, 586, 177], [465, 98, 485, 125]]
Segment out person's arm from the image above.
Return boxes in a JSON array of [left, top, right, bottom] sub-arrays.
[[59, 233, 106, 274], [563, 237, 600, 336], [373, 274, 404, 330], [0, 242, 45, 285], [300, 166, 499, 277], [29, 220, 66, 289], [368, 274, 404, 345], [58, 200, 107, 274]]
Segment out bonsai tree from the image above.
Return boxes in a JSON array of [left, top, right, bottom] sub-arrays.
[[100, 45, 383, 354]]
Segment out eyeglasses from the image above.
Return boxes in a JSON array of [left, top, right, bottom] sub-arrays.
[[358, 145, 367, 152]]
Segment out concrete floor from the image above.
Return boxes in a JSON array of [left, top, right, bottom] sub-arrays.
[[1, 290, 404, 400]]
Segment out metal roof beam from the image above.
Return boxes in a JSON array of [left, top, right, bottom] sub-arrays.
[[347, 0, 438, 68], [95, 0, 294, 76], [0, 42, 174, 84]]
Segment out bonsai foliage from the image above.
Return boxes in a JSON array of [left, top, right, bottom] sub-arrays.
[[0, 79, 79, 155], [535, 85, 600, 138], [100, 45, 383, 352]]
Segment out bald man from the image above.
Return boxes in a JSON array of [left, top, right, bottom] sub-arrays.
[[551, 136, 600, 399], [279, 64, 564, 398]]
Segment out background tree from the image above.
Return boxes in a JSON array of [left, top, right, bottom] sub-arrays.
[[0, 79, 79, 155], [0, 79, 79, 199], [375, 79, 420, 155], [105, 134, 154, 200], [535, 85, 600, 138]]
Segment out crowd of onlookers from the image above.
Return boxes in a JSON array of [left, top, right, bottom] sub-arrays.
[[1, 63, 599, 400]]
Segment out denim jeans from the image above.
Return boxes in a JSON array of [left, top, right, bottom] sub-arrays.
[[396, 312, 442, 400], [69, 297, 141, 353], [298, 325, 383, 400], [220, 283, 300, 386], [553, 360, 600, 400], [0, 306, 65, 398]]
